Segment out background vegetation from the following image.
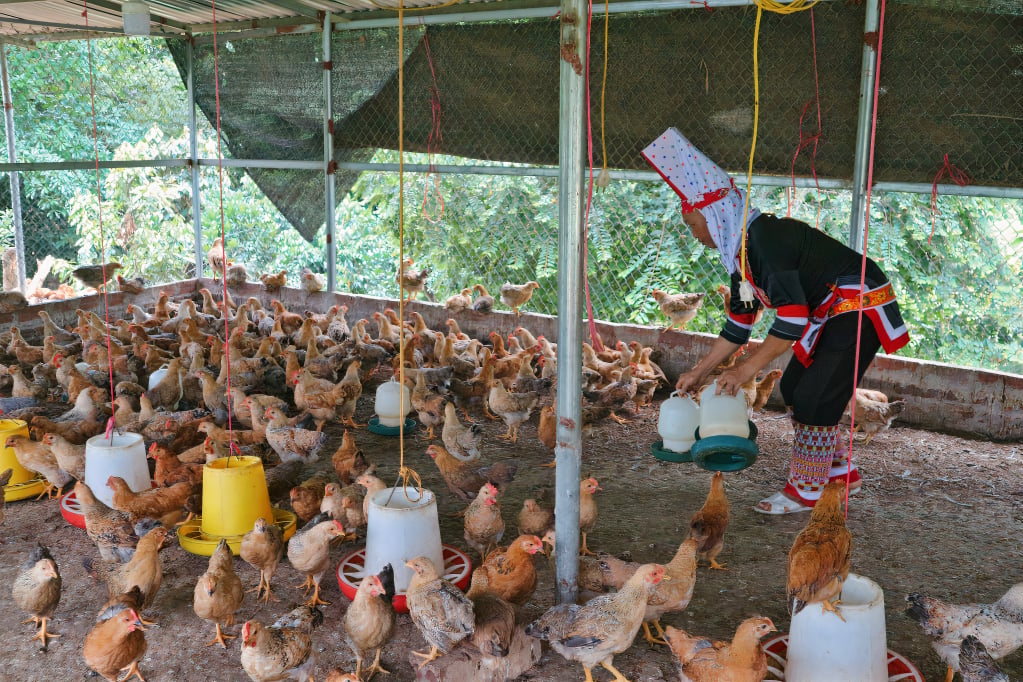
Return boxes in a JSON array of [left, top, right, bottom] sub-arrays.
[[1, 38, 1020, 374]]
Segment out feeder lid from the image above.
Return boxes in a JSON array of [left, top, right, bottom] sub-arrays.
[[3, 475, 47, 502], [367, 416, 417, 437], [651, 439, 694, 463], [691, 421, 759, 472]]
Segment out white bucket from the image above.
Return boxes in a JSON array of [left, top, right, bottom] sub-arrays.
[[658, 390, 700, 453], [84, 431, 151, 507], [148, 364, 170, 391], [786, 573, 888, 682], [364, 486, 444, 594], [699, 381, 750, 438]]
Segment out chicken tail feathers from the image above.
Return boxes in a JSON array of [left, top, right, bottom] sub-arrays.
[[378, 563, 396, 603], [904, 592, 938, 626], [959, 635, 1008, 681]]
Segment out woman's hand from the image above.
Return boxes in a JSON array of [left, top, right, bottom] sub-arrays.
[[675, 368, 707, 395], [715, 364, 758, 396]]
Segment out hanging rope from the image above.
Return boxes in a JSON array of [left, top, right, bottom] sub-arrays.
[[420, 29, 445, 223], [81, 2, 118, 439], [738, 0, 818, 302], [210, 0, 238, 464], [929, 154, 970, 245], [788, 7, 823, 228], [581, 0, 604, 352], [594, 0, 611, 190], [844, 0, 887, 517]]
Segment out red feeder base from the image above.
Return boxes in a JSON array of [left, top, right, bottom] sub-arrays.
[[336, 544, 472, 614], [60, 490, 86, 529]]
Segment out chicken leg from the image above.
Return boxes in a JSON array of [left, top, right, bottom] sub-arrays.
[[600, 659, 632, 682], [296, 576, 331, 607], [205, 621, 236, 648], [943, 666, 953, 682], [119, 659, 147, 682], [24, 615, 60, 647], [579, 531, 595, 556], [641, 621, 666, 646], [411, 645, 443, 669], [820, 597, 845, 622], [363, 648, 390, 679]]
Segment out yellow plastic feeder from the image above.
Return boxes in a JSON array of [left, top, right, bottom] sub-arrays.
[[177, 455, 296, 556], [1, 419, 46, 502]]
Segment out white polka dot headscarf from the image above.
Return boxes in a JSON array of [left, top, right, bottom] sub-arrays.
[[642, 127, 760, 275]]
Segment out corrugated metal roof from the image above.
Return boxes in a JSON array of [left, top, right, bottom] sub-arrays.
[[0, 0, 507, 41]]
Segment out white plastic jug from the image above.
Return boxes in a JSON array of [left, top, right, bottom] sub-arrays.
[[364, 486, 444, 594], [657, 391, 700, 453], [84, 431, 151, 507], [699, 381, 749, 439], [786, 573, 889, 682], [148, 364, 169, 391], [374, 380, 411, 427]]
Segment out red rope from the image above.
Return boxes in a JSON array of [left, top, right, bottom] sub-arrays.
[[788, 7, 822, 228], [582, 0, 603, 352], [929, 154, 970, 245], [421, 31, 444, 223], [81, 2, 117, 437], [210, 0, 237, 454], [844, 0, 887, 517]]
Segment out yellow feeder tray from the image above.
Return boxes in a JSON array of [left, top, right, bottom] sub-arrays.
[[3, 475, 48, 502], [177, 507, 297, 556]]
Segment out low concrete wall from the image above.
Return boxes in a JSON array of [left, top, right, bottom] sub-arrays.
[[4, 278, 1020, 441]]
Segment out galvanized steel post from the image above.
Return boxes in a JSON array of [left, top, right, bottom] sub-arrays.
[[0, 41, 27, 292], [554, 0, 587, 605], [323, 13, 337, 292], [848, 0, 881, 253]]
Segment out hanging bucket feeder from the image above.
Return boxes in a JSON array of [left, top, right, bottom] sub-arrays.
[[689, 381, 759, 472], [177, 455, 296, 556], [368, 380, 416, 435], [653, 390, 701, 462], [84, 431, 150, 508], [1, 419, 46, 502]]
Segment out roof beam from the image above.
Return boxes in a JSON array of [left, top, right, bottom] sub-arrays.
[[257, 0, 323, 19], [81, 0, 192, 31]]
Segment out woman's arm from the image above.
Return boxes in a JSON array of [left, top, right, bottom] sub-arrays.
[[714, 334, 793, 396], [675, 335, 742, 393]]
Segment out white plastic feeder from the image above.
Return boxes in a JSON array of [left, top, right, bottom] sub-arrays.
[[786, 573, 888, 682], [657, 390, 700, 453], [364, 486, 444, 594], [148, 364, 170, 391], [699, 381, 750, 438], [374, 380, 411, 428], [84, 431, 151, 508]]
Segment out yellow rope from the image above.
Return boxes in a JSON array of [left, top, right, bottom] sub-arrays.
[[739, 0, 817, 293]]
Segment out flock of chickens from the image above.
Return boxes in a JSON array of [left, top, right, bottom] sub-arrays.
[[0, 251, 1009, 682]]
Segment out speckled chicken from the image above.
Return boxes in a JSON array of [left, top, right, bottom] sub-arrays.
[[75, 480, 143, 563], [287, 514, 349, 607], [466, 568, 516, 666], [412, 371, 446, 440], [664, 616, 777, 682], [488, 381, 539, 443], [426, 444, 518, 502], [463, 483, 505, 561], [397, 257, 429, 301], [906, 583, 1023, 682], [194, 538, 245, 648], [265, 405, 328, 464], [86, 525, 167, 622], [525, 563, 666, 682], [499, 280, 540, 316], [406, 555, 475, 668], [959, 635, 1011, 682], [441, 401, 483, 462], [240, 517, 285, 605], [651, 289, 705, 331], [12, 545, 62, 648], [241, 606, 324, 682]]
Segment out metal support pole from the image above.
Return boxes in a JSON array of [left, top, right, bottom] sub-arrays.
[[0, 41, 27, 292], [554, 0, 586, 606], [187, 39, 204, 277], [848, 0, 880, 253], [323, 13, 337, 291]]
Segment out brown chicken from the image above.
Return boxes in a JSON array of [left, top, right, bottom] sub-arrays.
[[445, 287, 474, 313], [537, 404, 557, 458], [751, 368, 783, 412], [241, 606, 324, 682], [651, 289, 705, 331], [116, 273, 145, 294], [194, 538, 245, 648], [471, 283, 495, 313], [72, 261, 122, 290], [583, 365, 637, 425], [466, 568, 516, 665], [83, 601, 146, 682], [489, 381, 539, 443], [518, 498, 553, 537], [499, 281, 540, 317], [344, 565, 396, 680], [332, 429, 369, 484], [4, 434, 72, 498], [259, 269, 287, 292], [906, 584, 1023, 682], [426, 444, 518, 502], [74, 481, 141, 563], [639, 538, 700, 645], [579, 477, 601, 556], [240, 517, 285, 605], [441, 401, 483, 462], [525, 563, 666, 682], [107, 476, 192, 522], [397, 257, 429, 301], [689, 471, 730, 570], [287, 514, 349, 607], [412, 371, 446, 440], [289, 473, 332, 523], [405, 555, 475, 668], [474, 534, 543, 606], [86, 526, 167, 622], [664, 616, 777, 682], [12, 545, 62, 648], [148, 442, 203, 489], [463, 483, 506, 561], [851, 393, 906, 445], [787, 480, 852, 619], [40, 432, 85, 481]]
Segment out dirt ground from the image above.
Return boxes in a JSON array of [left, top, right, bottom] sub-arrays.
[[1, 387, 1021, 682]]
